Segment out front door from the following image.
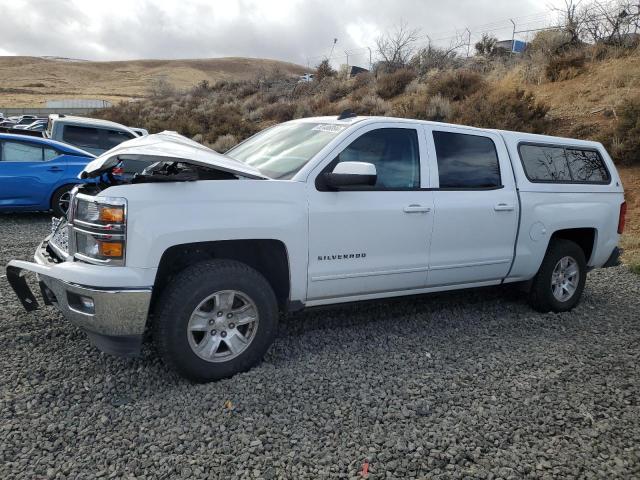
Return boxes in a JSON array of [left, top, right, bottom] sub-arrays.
[[306, 124, 434, 301], [0, 140, 65, 208], [425, 127, 519, 286]]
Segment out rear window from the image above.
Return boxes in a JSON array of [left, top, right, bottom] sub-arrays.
[[62, 125, 101, 150], [104, 129, 135, 149], [433, 131, 501, 188], [519, 143, 610, 183]]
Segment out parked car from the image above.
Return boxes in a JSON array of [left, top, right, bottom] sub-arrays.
[[7, 116, 625, 382], [44, 114, 145, 156], [13, 119, 47, 130], [298, 73, 315, 83], [24, 120, 48, 132], [0, 133, 95, 216]]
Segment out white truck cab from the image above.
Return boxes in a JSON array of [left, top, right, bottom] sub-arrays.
[[7, 115, 626, 382]]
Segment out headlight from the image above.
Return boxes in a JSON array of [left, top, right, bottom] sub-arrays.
[[70, 194, 127, 266]]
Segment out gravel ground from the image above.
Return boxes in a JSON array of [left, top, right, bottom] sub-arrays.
[[1, 214, 639, 480]]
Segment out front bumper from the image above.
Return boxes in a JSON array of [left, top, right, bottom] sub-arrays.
[[6, 238, 152, 356]]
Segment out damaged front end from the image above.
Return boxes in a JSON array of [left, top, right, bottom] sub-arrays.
[[6, 131, 265, 357]]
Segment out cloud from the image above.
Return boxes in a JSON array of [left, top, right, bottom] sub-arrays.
[[0, 0, 563, 65]]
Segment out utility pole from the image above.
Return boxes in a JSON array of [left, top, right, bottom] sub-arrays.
[[367, 46, 372, 70], [510, 19, 516, 53], [329, 38, 338, 60], [464, 28, 471, 57]]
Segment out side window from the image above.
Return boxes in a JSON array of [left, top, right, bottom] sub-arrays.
[[334, 128, 420, 189], [1, 141, 45, 162], [433, 131, 501, 188], [566, 149, 609, 182], [519, 144, 610, 183], [104, 129, 135, 150], [519, 145, 571, 181], [62, 125, 101, 150], [43, 147, 60, 161]]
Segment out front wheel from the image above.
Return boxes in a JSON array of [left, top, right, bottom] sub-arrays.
[[529, 239, 587, 313], [51, 184, 74, 217], [153, 260, 279, 382]]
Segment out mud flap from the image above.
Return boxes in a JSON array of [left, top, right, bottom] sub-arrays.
[[6, 265, 39, 312]]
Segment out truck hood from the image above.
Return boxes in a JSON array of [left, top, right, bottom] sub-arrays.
[[80, 131, 268, 180]]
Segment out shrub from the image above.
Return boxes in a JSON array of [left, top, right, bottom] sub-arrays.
[[353, 94, 391, 116], [545, 50, 586, 82], [611, 96, 640, 164], [375, 68, 416, 99], [455, 88, 552, 134], [428, 70, 484, 101], [261, 102, 296, 122], [425, 94, 452, 122], [211, 134, 238, 152]]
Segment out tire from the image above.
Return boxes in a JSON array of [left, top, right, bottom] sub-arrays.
[[529, 239, 587, 313], [153, 259, 279, 382], [51, 184, 74, 217]]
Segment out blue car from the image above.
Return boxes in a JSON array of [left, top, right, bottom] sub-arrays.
[[0, 133, 96, 216]]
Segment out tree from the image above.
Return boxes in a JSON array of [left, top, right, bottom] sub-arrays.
[[411, 38, 462, 74], [474, 33, 500, 57], [375, 21, 421, 72], [315, 59, 336, 81]]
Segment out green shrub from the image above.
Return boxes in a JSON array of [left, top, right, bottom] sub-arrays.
[[375, 68, 416, 99]]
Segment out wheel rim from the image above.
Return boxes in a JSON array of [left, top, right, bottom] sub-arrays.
[[551, 256, 580, 302], [58, 191, 72, 214], [187, 290, 259, 362]]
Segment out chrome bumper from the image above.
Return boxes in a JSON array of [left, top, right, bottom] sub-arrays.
[[6, 238, 152, 356]]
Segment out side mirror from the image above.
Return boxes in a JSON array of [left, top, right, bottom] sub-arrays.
[[323, 161, 377, 190]]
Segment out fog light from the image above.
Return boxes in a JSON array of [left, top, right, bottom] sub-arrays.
[[80, 296, 95, 311], [67, 292, 95, 314]]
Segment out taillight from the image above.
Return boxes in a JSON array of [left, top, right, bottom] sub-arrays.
[[618, 201, 627, 234]]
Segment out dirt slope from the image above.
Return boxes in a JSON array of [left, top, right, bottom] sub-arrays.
[[0, 56, 306, 107]]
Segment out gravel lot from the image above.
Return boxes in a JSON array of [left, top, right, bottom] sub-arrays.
[[1, 214, 639, 479]]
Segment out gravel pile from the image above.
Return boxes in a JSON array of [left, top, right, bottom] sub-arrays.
[[1, 214, 639, 479]]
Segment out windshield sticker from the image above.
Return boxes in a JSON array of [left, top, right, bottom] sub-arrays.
[[311, 124, 346, 133]]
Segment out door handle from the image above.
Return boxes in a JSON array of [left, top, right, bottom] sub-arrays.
[[47, 167, 63, 172], [403, 204, 431, 213], [494, 203, 515, 211]]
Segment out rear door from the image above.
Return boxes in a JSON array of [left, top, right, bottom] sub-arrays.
[[425, 126, 518, 286], [0, 140, 65, 208]]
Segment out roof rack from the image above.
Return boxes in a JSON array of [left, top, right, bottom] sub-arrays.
[[337, 110, 357, 120]]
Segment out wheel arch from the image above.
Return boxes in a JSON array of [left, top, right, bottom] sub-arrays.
[[151, 239, 291, 314], [547, 227, 597, 264]]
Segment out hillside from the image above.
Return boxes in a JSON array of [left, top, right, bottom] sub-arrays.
[[0, 56, 307, 107], [91, 46, 640, 270]]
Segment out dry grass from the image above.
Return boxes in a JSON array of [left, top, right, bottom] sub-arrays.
[[0, 56, 306, 107], [618, 166, 640, 272]]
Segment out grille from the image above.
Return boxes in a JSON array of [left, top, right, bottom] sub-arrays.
[[49, 217, 69, 256]]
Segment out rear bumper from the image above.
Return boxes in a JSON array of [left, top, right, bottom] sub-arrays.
[[602, 246, 622, 268], [6, 238, 151, 356]]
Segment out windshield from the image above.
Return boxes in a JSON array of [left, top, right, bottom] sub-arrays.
[[227, 122, 346, 179]]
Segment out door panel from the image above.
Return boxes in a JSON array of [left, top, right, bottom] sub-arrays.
[[0, 141, 66, 208], [307, 189, 434, 299], [306, 124, 434, 300], [425, 127, 518, 286]]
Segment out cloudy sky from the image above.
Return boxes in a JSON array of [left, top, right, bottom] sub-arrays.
[[0, 0, 565, 65]]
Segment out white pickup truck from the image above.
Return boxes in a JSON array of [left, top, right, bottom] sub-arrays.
[[7, 115, 626, 382]]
